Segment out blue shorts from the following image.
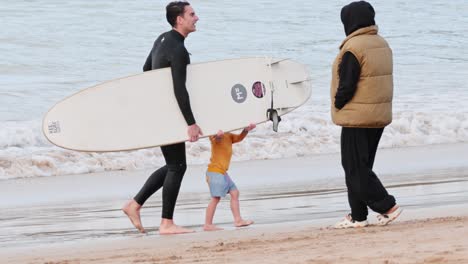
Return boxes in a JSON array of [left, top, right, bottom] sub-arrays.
[[206, 171, 237, 198]]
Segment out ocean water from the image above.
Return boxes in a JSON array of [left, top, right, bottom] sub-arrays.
[[1, 0, 467, 179]]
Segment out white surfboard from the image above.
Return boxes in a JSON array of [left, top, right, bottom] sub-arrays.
[[43, 57, 311, 152]]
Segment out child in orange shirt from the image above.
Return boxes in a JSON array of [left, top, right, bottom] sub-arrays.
[[203, 123, 256, 231]]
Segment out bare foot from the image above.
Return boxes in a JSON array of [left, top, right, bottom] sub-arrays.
[[122, 199, 145, 233], [203, 224, 224, 231], [235, 219, 254, 227], [159, 224, 195, 235]]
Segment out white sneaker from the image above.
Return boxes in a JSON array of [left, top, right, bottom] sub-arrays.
[[334, 214, 369, 229], [377, 206, 403, 226]]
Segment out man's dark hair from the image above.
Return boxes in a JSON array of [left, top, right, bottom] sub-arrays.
[[166, 1, 190, 27]]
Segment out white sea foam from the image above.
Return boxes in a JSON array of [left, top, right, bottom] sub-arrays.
[[1, 105, 467, 179]]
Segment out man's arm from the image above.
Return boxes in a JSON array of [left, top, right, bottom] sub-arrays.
[[335, 51, 361, 109], [171, 46, 202, 142], [170, 46, 196, 126]]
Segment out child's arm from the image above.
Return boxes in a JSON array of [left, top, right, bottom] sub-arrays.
[[231, 123, 256, 143]]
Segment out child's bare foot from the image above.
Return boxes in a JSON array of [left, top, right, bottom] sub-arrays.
[[235, 219, 254, 227], [122, 199, 145, 233], [203, 224, 224, 231]]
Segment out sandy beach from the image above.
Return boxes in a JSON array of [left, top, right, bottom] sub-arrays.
[[1, 143, 468, 263], [4, 215, 468, 263]]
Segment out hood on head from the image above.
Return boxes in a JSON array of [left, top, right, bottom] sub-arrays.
[[340, 1, 375, 36]]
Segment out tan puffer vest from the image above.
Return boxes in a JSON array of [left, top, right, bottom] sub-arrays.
[[330, 25, 393, 128]]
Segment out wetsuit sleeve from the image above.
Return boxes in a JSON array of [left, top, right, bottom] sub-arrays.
[[143, 51, 152, 72], [335, 51, 361, 109], [231, 130, 248, 143], [171, 46, 196, 126]]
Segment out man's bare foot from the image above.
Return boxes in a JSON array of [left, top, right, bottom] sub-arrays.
[[159, 224, 195, 235], [159, 219, 195, 235], [122, 199, 145, 233], [203, 224, 224, 231], [235, 219, 254, 227]]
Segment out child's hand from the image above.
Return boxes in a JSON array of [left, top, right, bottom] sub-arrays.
[[247, 123, 257, 131], [245, 123, 256, 132]]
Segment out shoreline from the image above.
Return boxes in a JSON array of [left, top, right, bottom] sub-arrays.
[[2, 142, 467, 207]]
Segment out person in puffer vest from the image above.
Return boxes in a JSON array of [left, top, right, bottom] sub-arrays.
[[330, 1, 402, 229]]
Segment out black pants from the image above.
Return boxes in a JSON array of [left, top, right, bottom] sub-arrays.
[[341, 127, 396, 221], [134, 142, 187, 219]]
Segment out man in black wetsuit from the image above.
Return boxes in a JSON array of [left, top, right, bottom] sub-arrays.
[[123, 1, 201, 235]]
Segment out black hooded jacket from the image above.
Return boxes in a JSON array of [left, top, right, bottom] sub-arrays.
[[334, 1, 376, 109]]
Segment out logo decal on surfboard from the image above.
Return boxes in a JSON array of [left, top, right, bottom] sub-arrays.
[[252, 81, 266, 98], [231, 84, 247, 103], [48, 121, 61, 134]]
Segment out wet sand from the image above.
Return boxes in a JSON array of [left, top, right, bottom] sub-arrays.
[[1, 143, 468, 262]]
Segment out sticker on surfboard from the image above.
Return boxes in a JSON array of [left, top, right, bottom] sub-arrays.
[[231, 84, 247, 103], [48, 121, 61, 134], [252, 81, 266, 98]]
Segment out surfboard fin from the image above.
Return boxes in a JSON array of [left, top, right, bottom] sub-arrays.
[[267, 109, 281, 132]]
